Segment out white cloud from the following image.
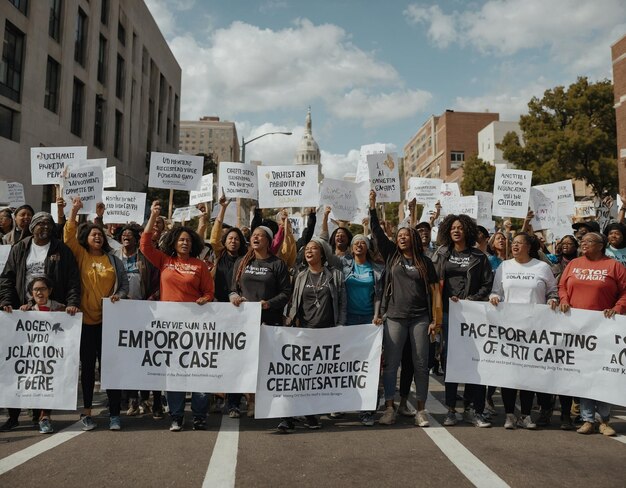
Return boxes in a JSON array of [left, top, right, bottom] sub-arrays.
[[320, 149, 361, 179], [144, 0, 177, 38], [404, 4, 457, 48]]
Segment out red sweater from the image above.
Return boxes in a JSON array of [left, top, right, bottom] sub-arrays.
[[558, 255, 626, 313], [140, 232, 214, 303]]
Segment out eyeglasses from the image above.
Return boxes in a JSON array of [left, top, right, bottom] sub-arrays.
[[32, 287, 49, 293]]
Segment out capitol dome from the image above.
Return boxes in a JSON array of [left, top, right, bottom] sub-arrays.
[[295, 107, 322, 180]]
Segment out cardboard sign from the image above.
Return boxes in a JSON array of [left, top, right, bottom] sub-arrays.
[[148, 152, 204, 191], [319, 178, 369, 223], [30, 146, 88, 185], [218, 162, 258, 200], [257, 165, 319, 209], [189, 174, 214, 206], [102, 191, 146, 224], [492, 168, 532, 218], [61, 165, 104, 214], [367, 153, 401, 203]]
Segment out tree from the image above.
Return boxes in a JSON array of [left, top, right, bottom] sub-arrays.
[[460, 155, 496, 195], [498, 77, 618, 196]]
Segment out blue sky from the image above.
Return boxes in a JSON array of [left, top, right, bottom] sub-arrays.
[[145, 0, 626, 178]]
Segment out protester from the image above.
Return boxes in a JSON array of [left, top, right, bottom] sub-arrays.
[[431, 213, 493, 428], [416, 221, 435, 258], [571, 220, 600, 241], [603, 222, 626, 265], [0, 207, 13, 239], [64, 198, 128, 431], [140, 200, 214, 432], [559, 232, 626, 437], [552, 235, 579, 280], [370, 190, 442, 428], [2, 204, 34, 245], [320, 206, 353, 258], [487, 231, 507, 271], [489, 233, 559, 430]]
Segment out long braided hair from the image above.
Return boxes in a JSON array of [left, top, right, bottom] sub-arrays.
[[233, 227, 272, 291], [388, 226, 430, 289]]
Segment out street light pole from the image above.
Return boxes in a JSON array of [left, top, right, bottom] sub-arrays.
[[240, 131, 292, 163]]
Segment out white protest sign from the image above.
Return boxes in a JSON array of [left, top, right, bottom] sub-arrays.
[[0, 311, 82, 409], [574, 201, 596, 219], [7, 182, 25, 207], [288, 214, 303, 240], [441, 195, 478, 219], [0, 244, 11, 273], [440, 182, 460, 199], [255, 324, 383, 418], [476, 191, 494, 228], [367, 153, 401, 203], [257, 165, 319, 209], [319, 178, 369, 223], [530, 186, 557, 230], [492, 167, 532, 218], [171, 206, 203, 222], [189, 174, 214, 206], [314, 206, 338, 237], [102, 191, 146, 224], [406, 177, 442, 205], [101, 300, 261, 392], [61, 165, 104, 214], [594, 197, 613, 232], [356, 143, 387, 183], [148, 152, 203, 191], [211, 201, 238, 227], [103, 166, 116, 188], [218, 162, 258, 200], [70, 158, 107, 172], [447, 301, 626, 407], [30, 146, 88, 185], [0, 181, 8, 203]]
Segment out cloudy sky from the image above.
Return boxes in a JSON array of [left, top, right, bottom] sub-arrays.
[[145, 0, 626, 178]]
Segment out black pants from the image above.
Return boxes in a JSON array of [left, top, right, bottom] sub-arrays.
[[501, 388, 534, 415], [7, 408, 52, 422], [537, 394, 572, 419], [399, 337, 413, 397], [80, 323, 121, 416]]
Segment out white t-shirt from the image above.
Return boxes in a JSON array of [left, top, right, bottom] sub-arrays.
[[25, 241, 51, 297], [489, 258, 557, 305]]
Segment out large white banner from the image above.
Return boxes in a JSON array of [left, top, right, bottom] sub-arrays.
[[255, 324, 383, 418], [61, 165, 104, 214], [447, 301, 626, 407], [189, 174, 214, 206], [367, 153, 401, 203], [257, 165, 319, 208], [319, 178, 369, 222], [0, 311, 82, 409], [148, 152, 204, 191], [30, 146, 88, 185], [492, 168, 532, 218], [101, 300, 262, 392], [218, 162, 258, 200], [102, 191, 146, 224]]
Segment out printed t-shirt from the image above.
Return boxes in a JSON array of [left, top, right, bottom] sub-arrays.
[[490, 258, 557, 304], [122, 252, 141, 299], [606, 246, 626, 266], [25, 242, 50, 298], [300, 270, 334, 328]]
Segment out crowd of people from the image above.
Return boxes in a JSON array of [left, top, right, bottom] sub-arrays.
[[1, 190, 625, 437]]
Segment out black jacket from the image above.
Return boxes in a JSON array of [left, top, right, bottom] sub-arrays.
[[0, 236, 81, 308], [431, 245, 493, 301]]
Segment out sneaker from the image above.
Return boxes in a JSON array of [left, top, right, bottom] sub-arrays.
[[329, 412, 345, 419], [472, 413, 492, 428], [139, 401, 152, 415], [0, 418, 19, 431], [304, 416, 322, 429], [109, 416, 121, 431], [378, 406, 396, 425], [170, 418, 183, 432], [599, 422, 616, 437], [80, 415, 96, 431], [504, 413, 517, 430], [228, 408, 240, 419], [398, 403, 416, 417], [360, 412, 375, 426], [463, 408, 475, 424], [415, 410, 430, 427], [39, 418, 54, 434], [517, 415, 536, 430], [560, 416, 574, 431], [152, 407, 164, 420], [443, 411, 458, 426], [126, 401, 139, 416], [576, 421, 595, 435], [246, 400, 255, 418], [536, 409, 552, 427], [485, 402, 497, 417], [193, 418, 207, 430], [277, 419, 295, 433]]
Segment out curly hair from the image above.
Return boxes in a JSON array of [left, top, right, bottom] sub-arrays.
[[119, 224, 141, 244], [221, 227, 248, 257], [437, 214, 478, 248], [77, 223, 111, 253], [330, 227, 353, 253], [160, 226, 204, 258], [512, 232, 540, 260]]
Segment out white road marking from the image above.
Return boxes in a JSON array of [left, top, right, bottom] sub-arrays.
[[0, 421, 85, 476], [202, 415, 239, 488]]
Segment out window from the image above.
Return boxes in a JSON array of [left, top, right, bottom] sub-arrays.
[[115, 54, 124, 99], [97, 35, 107, 83], [70, 77, 84, 136], [0, 104, 19, 141], [450, 151, 465, 169], [48, 0, 62, 41], [114, 110, 123, 158], [94, 95, 105, 149], [74, 8, 88, 66], [100, 0, 109, 25], [44, 56, 60, 113], [8, 0, 27, 15], [166, 117, 171, 143], [117, 22, 125, 46], [0, 22, 25, 102]]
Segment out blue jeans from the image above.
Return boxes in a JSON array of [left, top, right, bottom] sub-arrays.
[[346, 313, 374, 326], [166, 391, 208, 420], [580, 397, 611, 422]]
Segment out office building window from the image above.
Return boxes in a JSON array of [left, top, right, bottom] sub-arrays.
[[0, 22, 25, 102], [115, 54, 124, 99], [450, 151, 465, 169], [97, 35, 107, 84], [114, 110, 123, 158], [94, 95, 105, 149], [44, 56, 60, 113], [48, 0, 62, 41], [70, 77, 84, 136], [74, 8, 88, 66], [0, 104, 19, 141], [117, 22, 125, 46], [8, 0, 27, 15], [100, 0, 109, 25]]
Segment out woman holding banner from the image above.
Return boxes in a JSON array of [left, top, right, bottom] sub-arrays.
[[64, 197, 128, 432], [559, 232, 626, 437], [369, 190, 442, 428], [431, 213, 493, 428], [140, 200, 215, 432], [489, 233, 559, 430]]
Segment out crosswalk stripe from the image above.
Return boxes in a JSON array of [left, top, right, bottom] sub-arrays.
[[202, 415, 240, 487]]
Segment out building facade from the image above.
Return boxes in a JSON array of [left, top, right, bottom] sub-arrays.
[[403, 110, 499, 189], [612, 34, 626, 191], [295, 107, 322, 180], [178, 116, 239, 163], [0, 0, 180, 208], [477, 121, 522, 167]]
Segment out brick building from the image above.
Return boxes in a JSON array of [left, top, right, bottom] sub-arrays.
[[178, 116, 239, 163], [612, 34, 626, 191]]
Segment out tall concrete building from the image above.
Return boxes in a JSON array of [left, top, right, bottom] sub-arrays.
[[477, 121, 522, 167], [0, 0, 181, 208], [178, 116, 239, 163], [403, 110, 499, 189], [295, 107, 322, 180], [612, 34, 626, 191]]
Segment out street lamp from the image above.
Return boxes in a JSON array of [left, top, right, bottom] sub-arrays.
[[240, 131, 292, 163]]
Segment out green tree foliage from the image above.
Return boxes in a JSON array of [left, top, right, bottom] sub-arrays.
[[498, 77, 617, 196], [460, 155, 496, 195]]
